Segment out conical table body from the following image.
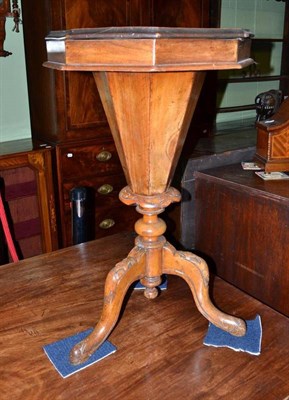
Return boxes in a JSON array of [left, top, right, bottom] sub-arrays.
[[45, 27, 254, 364], [94, 70, 204, 195]]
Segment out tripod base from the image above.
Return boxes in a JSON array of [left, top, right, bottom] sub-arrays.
[[70, 237, 246, 365]]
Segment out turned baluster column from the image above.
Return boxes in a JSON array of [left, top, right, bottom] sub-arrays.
[[120, 186, 181, 299]]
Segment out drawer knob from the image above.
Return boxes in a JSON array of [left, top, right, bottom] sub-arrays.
[[96, 151, 112, 162], [97, 184, 113, 195], [99, 218, 115, 229]]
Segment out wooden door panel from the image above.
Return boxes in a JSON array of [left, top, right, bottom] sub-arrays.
[[65, 0, 129, 29], [66, 72, 107, 129], [58, 141, 122, 181], [129, 0, 152, 25], [64, 0, 131, 132], [151, 0, 210, 27]]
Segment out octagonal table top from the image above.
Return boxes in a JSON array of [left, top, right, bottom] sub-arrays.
[[44, 26, 254, 72]]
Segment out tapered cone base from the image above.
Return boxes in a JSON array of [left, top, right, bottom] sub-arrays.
[[94, 71, 205, 195]]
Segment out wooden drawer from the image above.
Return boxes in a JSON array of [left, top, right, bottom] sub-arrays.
[[62, 174, 127, 210], [58, 141, 122, 180], [95, 205, 137, 239], [63, 203, 137, 246], [61, 173, 138, 246]]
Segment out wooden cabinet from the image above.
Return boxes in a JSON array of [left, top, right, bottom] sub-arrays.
[[57, 138, 136, 245], [171, 132, 256, 249], [21, 0, 213, 247], [0, 139, 58, 263], [194, 163, 289, 316]]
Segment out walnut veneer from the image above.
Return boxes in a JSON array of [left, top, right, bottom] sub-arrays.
[[44, 26, 254, 365]]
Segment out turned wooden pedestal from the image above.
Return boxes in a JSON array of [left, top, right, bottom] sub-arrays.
[[45, 27, 254, 364]]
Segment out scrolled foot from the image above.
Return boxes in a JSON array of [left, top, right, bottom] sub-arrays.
[[70, 339, 91, 365], [163, 242, 247, 337], [225, 317, 246, 337], [69, 245, 146, 365]]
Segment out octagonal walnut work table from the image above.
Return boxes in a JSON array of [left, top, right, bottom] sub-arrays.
[[44, 26, 254, 365]]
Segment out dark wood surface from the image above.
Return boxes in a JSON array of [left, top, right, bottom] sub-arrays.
[[1, 232, 289, 399], [195, 163, 289, 316]]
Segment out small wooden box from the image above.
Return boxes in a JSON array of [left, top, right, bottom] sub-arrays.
[[255, 97, 289, 172], [195, 163, 289, 316]]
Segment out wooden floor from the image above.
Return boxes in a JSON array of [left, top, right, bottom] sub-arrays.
[[0, 232, 289, 399]]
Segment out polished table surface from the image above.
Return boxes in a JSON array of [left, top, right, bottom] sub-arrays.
[[1, 232, 289, 400]]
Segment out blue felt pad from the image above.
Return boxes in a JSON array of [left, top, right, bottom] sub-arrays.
[[134, 275, 168, 290], [43, 328, 117, 378], [203, 314, 262, 356]]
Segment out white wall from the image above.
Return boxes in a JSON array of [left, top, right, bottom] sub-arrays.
[[0, 0, 31, 144]]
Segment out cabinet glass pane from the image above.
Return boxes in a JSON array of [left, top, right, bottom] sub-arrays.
[[216, 110, 256, 126], [218, 41, 283, 80], [255, 0, 285, 39], [217, 80, 280, 109], [216, 80, 280, 126], [216, 0, 285, 128], [221, 0, 285, 39], [252, 41, 283, 76]]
